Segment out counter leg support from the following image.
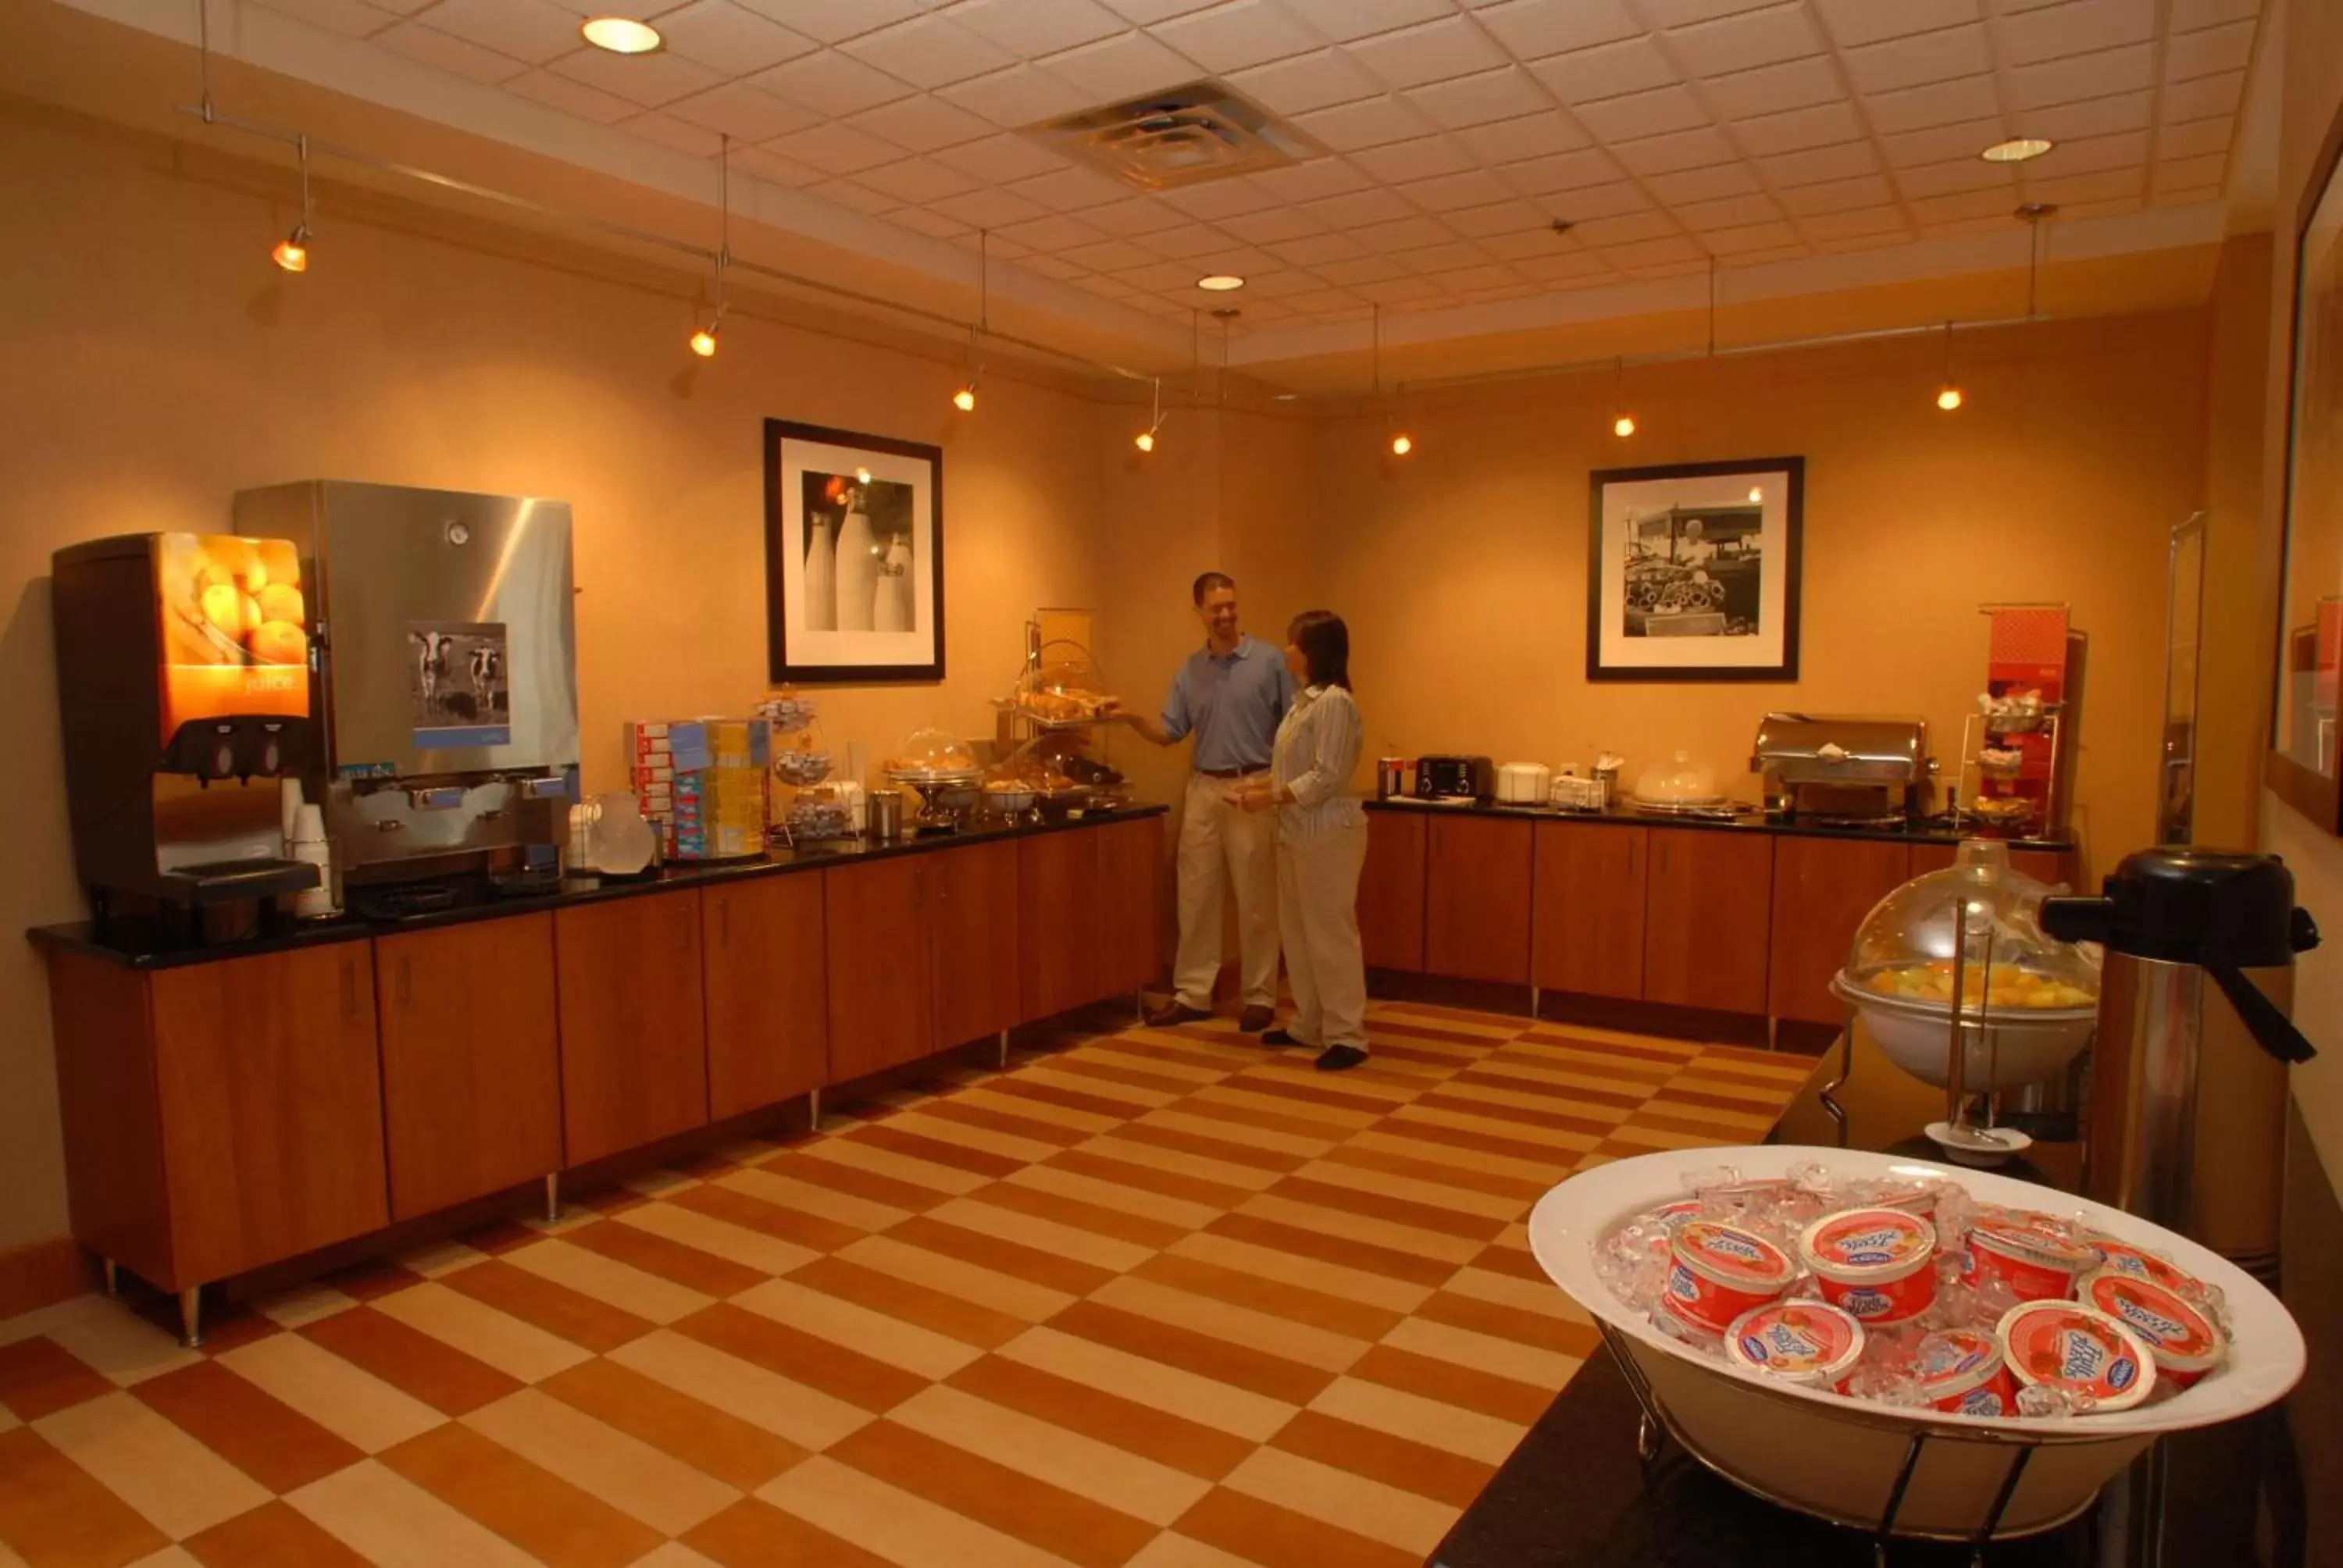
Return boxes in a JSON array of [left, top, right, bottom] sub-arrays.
[[1529, 985, 1541, 1022], [102, 1257, 119, 1298], [1133, 987, 1145, 1027], [997, 1030, 1010, 1072], [544, 1173, 561, 1224], [178, 1286, 203, 1350], [808, 1089, 822, 1134]]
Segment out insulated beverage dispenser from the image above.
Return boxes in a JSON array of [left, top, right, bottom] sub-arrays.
[[2042, 850, 2320, 1278]]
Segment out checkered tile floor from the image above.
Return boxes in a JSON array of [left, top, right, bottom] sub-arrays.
[[0, 1002, 1810, 1568]]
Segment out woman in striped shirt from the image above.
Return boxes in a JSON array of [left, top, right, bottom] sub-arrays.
[[1235, 611, 1370, 1072]]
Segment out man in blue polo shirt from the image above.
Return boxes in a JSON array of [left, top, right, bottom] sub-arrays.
[[1117, 572, 1295, 1032]]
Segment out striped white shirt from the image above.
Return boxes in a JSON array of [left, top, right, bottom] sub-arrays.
[[1271, 684, 1366, 844]]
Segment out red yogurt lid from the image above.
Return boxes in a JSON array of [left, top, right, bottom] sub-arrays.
[[1971, 1220, 2098, 1272], [1672, 1223, 1796, 1290], [1998, 1301, 2155, 1409], [2085, 1237, 2200, 1295], [1726, 1302, 1864, 1382], [1803, 1208, 1935, 1276], [1913, 1329, 2004, 1396], [2083, 1272, 2220, 1367]]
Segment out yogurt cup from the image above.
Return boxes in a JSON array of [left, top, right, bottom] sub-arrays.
[[1912, 1328, 2020, 1417], [1663, 1222, 1796, 1335], [2082, 1270, 2223, 1389], [1725, 1301, 1865, 1392], [2084, 1235, 2202, 1298], [1998, 1299, 2156, 1413], [1963, 1219, 2098, 1303], [1799, 1207, 1938, 1325]]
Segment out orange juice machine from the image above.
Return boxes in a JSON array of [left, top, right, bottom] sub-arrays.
[[52, 531, 321, 919]]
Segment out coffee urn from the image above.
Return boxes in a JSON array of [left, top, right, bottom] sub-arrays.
[[2042, 850, 2320, 1279]]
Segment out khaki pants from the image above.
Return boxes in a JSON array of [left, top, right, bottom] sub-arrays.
[[1173, 773, 1279, 1012], [1277, 818, 1369, 1052]]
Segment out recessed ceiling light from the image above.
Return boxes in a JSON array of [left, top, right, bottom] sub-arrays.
[[1196, 274, 1245, 291], [1981, 137, 2052, 164], [581, 16, 662, 54]]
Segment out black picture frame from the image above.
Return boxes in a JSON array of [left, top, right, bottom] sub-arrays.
[[1586, 455, 1805, 683], [764, 418, 946, 685]]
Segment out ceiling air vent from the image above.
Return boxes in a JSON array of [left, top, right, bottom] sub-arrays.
[[1033, 83, 1320, 191]]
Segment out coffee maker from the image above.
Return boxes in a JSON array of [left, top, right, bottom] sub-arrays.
[[52, 532, 321, 923]]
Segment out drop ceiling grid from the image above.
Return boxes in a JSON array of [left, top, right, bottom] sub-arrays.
[[243, 0, 2261, 331]]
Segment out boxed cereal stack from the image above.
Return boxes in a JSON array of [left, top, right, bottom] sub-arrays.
[[623, 718, 769, 860], [623, 721, 677, 855]]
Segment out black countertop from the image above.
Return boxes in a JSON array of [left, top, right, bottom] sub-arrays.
[[29, 804, 1168, 970], [1428, 1029, 2341, 1567], [1366, 795, 2077, 853]]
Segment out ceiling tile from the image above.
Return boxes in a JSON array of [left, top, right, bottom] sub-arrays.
[[949, 0, 1129, 57], [1245, 158, 1374, 200], [1482, 226, 1573, 258], [1648, 162, 1761, 204], [1637, 0, 1785, 26], [1016, 249, 1087, 277], [1083, 196, 1195, 233], [1003, 164, 1132, 210], [1610, 125, 1736, 174], [1535, 180, 1654, 219], [1598, 234, 1706, 269], [1114, 258, 1207, 290], [665, 82, 814, 141], [1842, 23, 1991, 94], [931, 187, 1057, 226], [1352, 273, 1448, 304], [1218, 204, 1327, 241], [889, 205, 977, 240], [2169, 0, 2257, 28], [731, 144, 824, 185], [1399, 169, 1518, 211], [2164, 19, 2256, 81], [383, 23, 530, 84], [2021, 166, 2143, 204], [753, 51, 914, 117], [1802, 205, 1910, 239], [1515, 249, 1616, 282], [846, 95, 997, 154], [1700, 219, 1800, 253], [1225, 48, 1382, 115], [1474, 0, 1640, 59], [857, 155, 986, 202], [1264, 231, 1369, 264], [622, 112, 725, 158], [1699, 56, 1841, 121], [1315, 254, 1407, 284], [1042, 30, 1199, 98], [938, 63, 1093, 126], [414, 0, 578, 63], [251, 0, 398, 41], [1882, 117, 2004, 166], [2156, 151, 2229, 189], [1135, 222, 1243, 258], [1348, 134, 1475, 184], [1278, 0, 1449, 43], [730, 0, 925, 43], [1730, 100, 1864, 153], [1305, 187, 1418, 227], [1528, 38, 1677, 105], [1343, 16, 1509, 91], [1096, 0, 1225, 20], [2024, 89, 2150, 141], [2007, 43, 2154, 109], [1674, 190, 1780, 227], [2161, 70, 2244, 122], [994, 211, 1112, 250], [1155, 0, 1327, 72], [1810, 0, 1977, 48], [1403, 66, 1552, 129], [1664, 5, 1823, 77], [1496, 147, 1619, 195], [1574, 84, 1709, 142], [1457, 112, 1589, 162], [1427, 262, 1526, 291], [1996, 0, 2154, 66], [2152, 183, 2224, 208], [1861, 74, 2000, 134], [767, 122, 909, 175], [1458, 280, 1542, 303], [2035, 127, 2149, 175], [1908, 187, 2017, 225], [2158, 116, 2231, 159], [1238, 268, 1325, 296], [1441, 198, 1547, 236], [1073, 271, 1138, 297], [1895, 158, 2013, 198], [1292, 94, 1439, 150], [843, 16, 1018, 89], [1778, 173, 1894, 213], [1282, 285, 1364, 312], [1758, 140, 1880, 185], [507, 67, 637, 123], [655, 1, 818, 73], [933, 133, 1069, 180], [1351, 216, 1461, 251], [807, 177, 898, 216], [1160, 179, 1282, 217]]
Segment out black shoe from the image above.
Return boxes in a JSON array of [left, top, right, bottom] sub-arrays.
[[1314, 1044, 1368, 1073], [1237, 1005, 1275, 1033], [1261, 1028, 1301, 1046], [1143, 1001, 1209, 1028]]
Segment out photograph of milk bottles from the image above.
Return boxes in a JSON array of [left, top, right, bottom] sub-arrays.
[[764, 419, 944, 682]]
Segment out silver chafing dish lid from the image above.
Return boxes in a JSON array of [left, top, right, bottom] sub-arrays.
[[1752, 712, 1930, 782]]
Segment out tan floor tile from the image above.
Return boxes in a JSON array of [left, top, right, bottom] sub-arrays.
[[944, 1356, 1255, 1481], [625, 1545, 726, 1568], [951, 1085, 1122, 1137], [608, 1330, 871, 1451], [0, 1297, 106, 1350], [287, 1459, 545, 1568], [504, 1238, 715, 1326], [1167, 1231, 1432, 1316], [1090, 1274, 1368, 1374], [1191, 1082, 1383, 1132], [826, 1416, 1157, 1568], [1222, 1442, 1457, 1556], [130, 1358, 363, 1494], [730, 1278, 980, 1381], [961, 1178, 1189, 1251], [389, 1238, 492, 1279], [538, 1358, 804, 1492], [1012, 1065, 1179, 1111], [1380, 1314, 1581, 1391], [801, 1136, 991, 1198], [925, 1195, 1155, 1274], [1082, 1131, 1284, 1194], [890, 1382, 1211, 1528], [715, 1166, 910, 1235], [1172, 1484, 1420, 1568], [1145, 1108, 1335, 1161], [1440, 1264, 1589, 1320], [783, 1256, 1029, 1350], [683, 1497, 894, 1567], [42, 1311, 203, 1392], [834, 1234, 1075, 1325], [997, 1327, 1295, 1442], [880, 1109, 1065, 1165], [1234, 1194, 1484, 1265], [180, 1500, 373, 1568], [1289, 1156, 1524, 1223], [380, 1420, 664, 1567], [297, 1305, 522, 1417], [0, 1424, 169, 1568], [33, 1392, 271, 1540], [0, 1338, 114, 1422], [1270, 1406, 1496, 1508], [122, 1547, 201, 1567], [1343, 1128, 1568, 1188], [248, 1285, 361, 1332], [1122, 1531, 1262, 1568], [463, 1388, 739, 1536], [213, 1333, 445, 1455], [613, 1203, 819, 1278], [1004, 1161, 1221, 1232], [371, 1280, 597, 1383], [758, 1454, 1078, 1568]]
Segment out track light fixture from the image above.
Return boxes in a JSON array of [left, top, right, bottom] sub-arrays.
[[690, 136, 732, 358], [272, 134, 313, 273]]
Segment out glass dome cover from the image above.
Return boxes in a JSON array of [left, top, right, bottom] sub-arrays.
[[887, 727, 979, 781], [1843, 840, 2099, 1015], [1631, 749, 1725, 805]]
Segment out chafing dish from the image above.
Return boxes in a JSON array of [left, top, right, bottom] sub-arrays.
[[1753, 713, 1935, 823]]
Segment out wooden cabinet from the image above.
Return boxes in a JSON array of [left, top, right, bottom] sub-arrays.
[[703, 875, 829, 1121], [1532, 821, 1648, 1002], [1016, 819, 1163, 1018], [1642, 829, 1774, 1015], [825, 856, 936, 1081], [1358, 810, 1428, 972], [929, 841, 1022, 1049], [377, 916, 562, 1220], [1425, 814, 1534, 985], [1767, 839, 1912, 1026], [1095, 816, 1164, 998], [149, 945, 390, 1285], [554, 892, 709, 1165]]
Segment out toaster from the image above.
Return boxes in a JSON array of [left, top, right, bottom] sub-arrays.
[[1496, 761, 1553, 804], [1414, 755, 1494, 800]]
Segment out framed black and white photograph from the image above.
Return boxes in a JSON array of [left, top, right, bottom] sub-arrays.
[[1588, 455, 1804, 682], [764, 419, 944, 683]]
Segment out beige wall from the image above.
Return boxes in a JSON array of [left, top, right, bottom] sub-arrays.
[[2198, 233, 2277, 853], [1308, 313, 2215, 878]]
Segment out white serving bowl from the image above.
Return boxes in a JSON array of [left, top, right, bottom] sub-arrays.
[[1528, 1145, 2306, 1541], [1830, 972, 2095, 1090]]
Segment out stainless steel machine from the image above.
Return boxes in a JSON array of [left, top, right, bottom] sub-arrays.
[[1752, 712, 1935, 824], [233, 482, 579, 884]]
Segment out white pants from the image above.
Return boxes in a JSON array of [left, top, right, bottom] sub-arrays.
[[1174, 773, 1279, 1011], [1276, 818, 1369, 1052]]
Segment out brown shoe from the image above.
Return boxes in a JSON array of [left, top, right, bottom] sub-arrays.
[[1143, 1000, 1209, 1028], [1237, 1005, 1275, 1034]]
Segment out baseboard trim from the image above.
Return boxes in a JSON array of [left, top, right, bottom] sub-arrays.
[[0, 1235, 93, 1320]]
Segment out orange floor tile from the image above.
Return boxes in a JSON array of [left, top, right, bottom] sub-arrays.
[[0, 1003, 1810, 1568]]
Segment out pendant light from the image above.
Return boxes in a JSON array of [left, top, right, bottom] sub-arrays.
[[1374, 305, 1413, 456], [1935, 321, 1963, 412], [689, 135, 730, 357], [271, 134, 314, 273], [1134, 378, 1164, 452], [1611, 356, 1636, 438], [954, 232, 987, 412]]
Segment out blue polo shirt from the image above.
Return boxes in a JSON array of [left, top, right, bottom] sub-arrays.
[[1161, 635, 1295, 774]]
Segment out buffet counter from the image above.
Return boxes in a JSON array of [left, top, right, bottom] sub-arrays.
[[27, 807, 1165, 1343], [1358, 799, 2077, 1029]]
